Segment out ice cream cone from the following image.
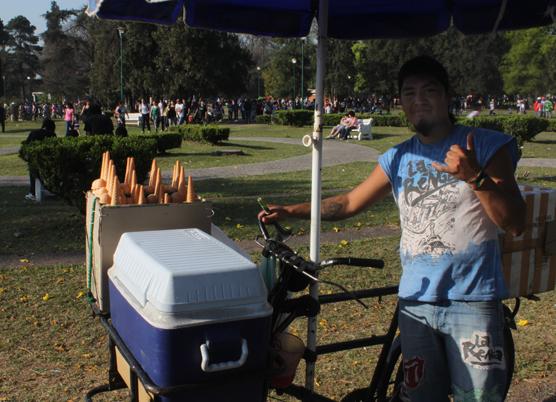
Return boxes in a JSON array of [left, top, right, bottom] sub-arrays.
[[186, 176, 197, 203], [99, 192, 111, 205], [148, 159, 157, 189], [137, 185, 145, 205], [111, 177, 120, 205]]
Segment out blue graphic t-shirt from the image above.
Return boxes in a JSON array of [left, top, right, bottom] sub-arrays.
[[379, 125, 518, 301]]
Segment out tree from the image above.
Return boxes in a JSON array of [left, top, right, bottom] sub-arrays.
[[153, 24, 253, 98], [5, 16, 41, 100], [352, 28, 508, 97], [0, 19, 10, 98], [501, 28, 556, 96], [261, 38, 314, 99], [87, 18, 122, 105], [325, 39, 356, 99], [41, 1, 90, 100]]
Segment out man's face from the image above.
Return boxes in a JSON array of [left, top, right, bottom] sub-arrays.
[[400, 74, 451, 136]]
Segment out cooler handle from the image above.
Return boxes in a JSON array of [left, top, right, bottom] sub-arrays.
[[200, 338, 249, 373]]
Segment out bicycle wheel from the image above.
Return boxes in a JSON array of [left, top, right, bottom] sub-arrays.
[[375, 336, 404, 402]]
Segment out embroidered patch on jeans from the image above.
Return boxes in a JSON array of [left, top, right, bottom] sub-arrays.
[[403, 356, 425, 389], [460, 331, 505, 370]]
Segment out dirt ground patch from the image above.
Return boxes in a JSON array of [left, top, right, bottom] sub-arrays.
[[506, 375, 556, 401]]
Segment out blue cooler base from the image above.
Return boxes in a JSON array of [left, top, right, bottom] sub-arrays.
[[109, 279, 271, 402]]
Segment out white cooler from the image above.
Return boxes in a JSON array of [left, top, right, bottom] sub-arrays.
[[108, 228, 272, 402]]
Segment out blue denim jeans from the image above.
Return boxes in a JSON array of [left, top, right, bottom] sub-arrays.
[[398, 299, 507, 402]]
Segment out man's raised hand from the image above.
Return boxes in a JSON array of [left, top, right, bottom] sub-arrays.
[[431, 131, 480, 182]]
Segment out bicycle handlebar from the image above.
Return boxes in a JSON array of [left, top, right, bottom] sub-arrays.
[[258, 217, 384, 272], [319, 257, 384, 269]]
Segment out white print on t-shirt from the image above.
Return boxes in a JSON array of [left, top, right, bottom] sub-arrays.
[[399, 159, 459, 258], [460, 331, 505, 370]]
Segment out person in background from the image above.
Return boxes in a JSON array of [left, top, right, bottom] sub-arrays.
[[326, 111, 358, 140], [0, 103, 6, 133], [23, 118, 57, 201], [260, 55, 525, 402], [139, 98, 151, 133], [114, 100, 129, 128], [64, 102, 75, 137], [151, 100, 161, 132]]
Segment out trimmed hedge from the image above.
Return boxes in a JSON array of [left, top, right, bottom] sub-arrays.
[[546, 119, 556, 132], [19, 135, 157, 212], [142, 133, 183, 154], [255, 114, 272, 124], [178, 125, 230, 144], [272, 110, 313, 126], [457, 115, 548, 147]]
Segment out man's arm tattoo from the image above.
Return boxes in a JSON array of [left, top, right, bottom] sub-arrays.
[[321, 200, 344, 220]]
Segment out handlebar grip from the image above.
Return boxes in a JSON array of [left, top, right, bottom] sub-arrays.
[[319, 257, 384, 269]]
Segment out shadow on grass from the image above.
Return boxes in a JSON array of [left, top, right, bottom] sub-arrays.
[[530, 139, 556, 145], [166, 151, 250, 157], [2, 127, 32, 134], [222, 141, 274, 150], [370, 132, 403, 140]]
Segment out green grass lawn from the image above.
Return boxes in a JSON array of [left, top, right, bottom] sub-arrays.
[[1, 121, 556, 401], [521, 131, 556, 158]]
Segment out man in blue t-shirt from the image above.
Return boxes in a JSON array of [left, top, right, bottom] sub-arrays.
[[258, 56, 525, 401]]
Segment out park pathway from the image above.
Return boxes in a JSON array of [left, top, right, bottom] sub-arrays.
[[1, 136, 556, 186]]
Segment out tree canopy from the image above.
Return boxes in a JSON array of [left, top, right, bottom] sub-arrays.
[[0, 4, 555, 105]]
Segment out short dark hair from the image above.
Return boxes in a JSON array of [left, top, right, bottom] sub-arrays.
[[347, 110, 355, 117], [41, 118, 55, 133], [398, 55, 450, 95]]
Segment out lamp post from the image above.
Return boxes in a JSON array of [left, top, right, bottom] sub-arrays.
[[117, 27, 125, 103], [291, 58, 297, 108], [301, 38, 305, 103], [256, 66, 261, 98], [26, 76, 31, 101], [2, 75, 5, 99]]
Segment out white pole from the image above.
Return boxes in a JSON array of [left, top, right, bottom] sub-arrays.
[[306, 0, 328, 393]]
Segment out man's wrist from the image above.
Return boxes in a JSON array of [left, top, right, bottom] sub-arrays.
[[467, 170, 488, 190]]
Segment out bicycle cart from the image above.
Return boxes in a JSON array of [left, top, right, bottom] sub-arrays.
[[85, 220, 520, 402]]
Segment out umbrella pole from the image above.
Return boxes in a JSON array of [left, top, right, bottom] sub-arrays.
[[306, 0, 328, 394]]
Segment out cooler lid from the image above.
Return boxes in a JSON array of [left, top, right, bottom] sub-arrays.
[[111, 228, 267, 314]]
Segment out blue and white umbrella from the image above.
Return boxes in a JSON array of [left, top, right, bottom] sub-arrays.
[[86, 0, 556, 392]]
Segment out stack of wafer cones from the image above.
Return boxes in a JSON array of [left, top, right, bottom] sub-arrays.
[[90, 155, 201, 205]]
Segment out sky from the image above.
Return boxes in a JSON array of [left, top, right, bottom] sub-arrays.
[[1, 0, 88, 35]]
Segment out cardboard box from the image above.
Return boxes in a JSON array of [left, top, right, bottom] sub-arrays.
[[85, 191, 212, 313], [499, 186, 556, 298]]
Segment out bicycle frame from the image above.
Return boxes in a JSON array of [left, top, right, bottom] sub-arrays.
[[259, 220, 402, 402]]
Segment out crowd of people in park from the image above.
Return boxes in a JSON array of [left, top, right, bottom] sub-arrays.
[[1, 92, 555, 138]]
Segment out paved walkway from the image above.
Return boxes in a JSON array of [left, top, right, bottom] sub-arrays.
[[1, 136, 556, 186], [0, 136, 381, 185]]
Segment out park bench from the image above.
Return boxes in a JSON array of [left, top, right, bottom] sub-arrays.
[[349, 117, 373, 140]]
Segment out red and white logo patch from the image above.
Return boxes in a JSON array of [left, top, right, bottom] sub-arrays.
[[403, 356, 425, 389]]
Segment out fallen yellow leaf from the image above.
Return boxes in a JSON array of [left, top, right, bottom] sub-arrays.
[[19, 258, 29, 263], [42, 293, 50, 301], [517, 319, 529, 327], [236, 223, 244, 229], [333, 226, 341, 233], [76, 291, 85, 299], [339, 239, 349, 247]]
